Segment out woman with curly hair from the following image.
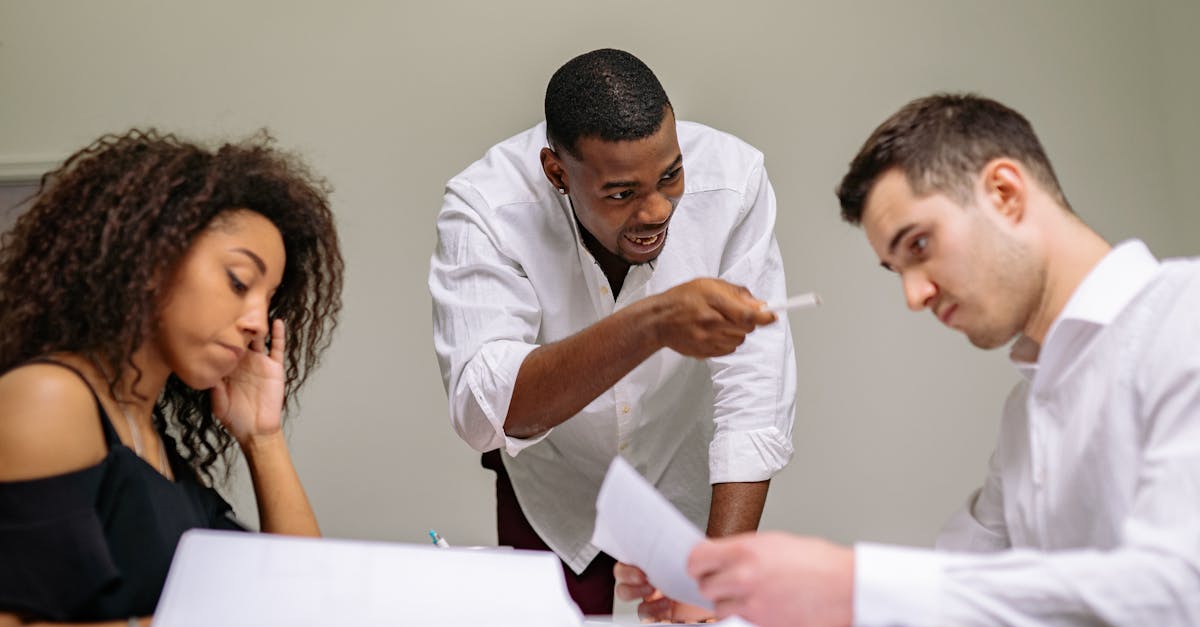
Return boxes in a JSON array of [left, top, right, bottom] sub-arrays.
[[0, 129, 344, 626]]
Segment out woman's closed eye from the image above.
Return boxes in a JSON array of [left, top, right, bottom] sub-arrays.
[[227, 270, 249, 294]]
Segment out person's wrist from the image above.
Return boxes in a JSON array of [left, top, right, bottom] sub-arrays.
[[635, 293, 668, 350], [238, 429, 287, 458]]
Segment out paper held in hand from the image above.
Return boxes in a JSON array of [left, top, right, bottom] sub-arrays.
[[591, 456, 712, 610]]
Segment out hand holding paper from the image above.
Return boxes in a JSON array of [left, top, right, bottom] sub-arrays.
[[591, 457, 711, 610]]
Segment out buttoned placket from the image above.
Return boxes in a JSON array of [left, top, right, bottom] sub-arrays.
[[1016, 321, 1071, 547], [611, 263, 654, 455], [564, 196, 653, 459], [1030, 396, 1047, 483], [569, 241, 619, 457], [1025, 319, 1094, 545]]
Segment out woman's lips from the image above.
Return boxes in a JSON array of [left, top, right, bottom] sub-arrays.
[[219, 343, 247, 362]]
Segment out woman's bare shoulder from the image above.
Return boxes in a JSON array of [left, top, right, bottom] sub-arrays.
[[0, 363, 108, 481]]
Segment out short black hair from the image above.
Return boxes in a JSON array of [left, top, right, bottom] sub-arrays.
[[836, 93, 1070, 224], [544, 48, 672, 158]]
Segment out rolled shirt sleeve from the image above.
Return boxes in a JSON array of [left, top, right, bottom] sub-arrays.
[[430, 180, 550, 456], [705, 163, 797, 483]]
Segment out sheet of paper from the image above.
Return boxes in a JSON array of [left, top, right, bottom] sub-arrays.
[[583, 618, 756, 626], [591, 456, 711, 610], [154, 529, 583, 627]]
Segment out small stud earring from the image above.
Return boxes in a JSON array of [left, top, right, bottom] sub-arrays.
[[557, 187, 567, 195]]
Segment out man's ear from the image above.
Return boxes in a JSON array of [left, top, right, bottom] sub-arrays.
[[540, 147, 568, 194], [980, 158, 1026, 225]]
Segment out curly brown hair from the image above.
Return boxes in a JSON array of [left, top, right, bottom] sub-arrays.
[[0, 129, 344, 483]]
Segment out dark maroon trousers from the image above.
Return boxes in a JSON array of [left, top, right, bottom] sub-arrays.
[[481, 450, 617, 615]]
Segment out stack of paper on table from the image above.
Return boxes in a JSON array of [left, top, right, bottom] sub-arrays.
[[154, 529, 582, 627]]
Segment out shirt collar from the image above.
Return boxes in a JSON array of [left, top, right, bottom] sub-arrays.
[[1054, 239, 1159, 327], [1009, 239, 1159, 378]]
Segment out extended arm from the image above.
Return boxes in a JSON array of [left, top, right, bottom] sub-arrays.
[[505, 279, 773, 438]]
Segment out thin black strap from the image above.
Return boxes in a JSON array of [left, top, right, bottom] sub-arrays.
[[23, 358, 121, 449]]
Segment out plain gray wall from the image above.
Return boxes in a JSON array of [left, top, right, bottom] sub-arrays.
[[1, 2, 1196, 608], [0, 185, 35, 232], [1154, 0, 1200, 240]]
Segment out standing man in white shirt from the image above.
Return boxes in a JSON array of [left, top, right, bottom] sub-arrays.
[[429, 48, 797, 618], [679, 93, 1200, 626]]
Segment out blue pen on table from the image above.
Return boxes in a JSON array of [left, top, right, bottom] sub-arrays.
[[428, 529, 450, 548]]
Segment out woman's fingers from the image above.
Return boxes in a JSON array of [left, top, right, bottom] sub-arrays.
[[269, 318, 286, 363]]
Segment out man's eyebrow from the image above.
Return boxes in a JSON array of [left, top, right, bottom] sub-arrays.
[[231, 247, 267, 274], [599, 154, 684, 190], [660, 154, 683, 177], [887, 224, 916, 257]]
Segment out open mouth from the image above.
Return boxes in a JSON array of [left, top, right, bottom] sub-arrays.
[[625, 231, 664, 246]]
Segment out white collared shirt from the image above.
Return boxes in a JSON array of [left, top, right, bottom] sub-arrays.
[[429, 121, 797, 572], [854, 240, 1200, 625]]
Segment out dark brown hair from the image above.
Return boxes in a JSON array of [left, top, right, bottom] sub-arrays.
[[836, 93, 1069, 224], [0, 129, 344, 483]]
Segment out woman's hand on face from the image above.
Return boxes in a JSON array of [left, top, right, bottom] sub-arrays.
[[212, 319, 286, 445]]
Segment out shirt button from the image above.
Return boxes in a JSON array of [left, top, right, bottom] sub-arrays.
[[619, 441, 629, 452], [621, 405, 630, 414], [600, 286, 610, 295]]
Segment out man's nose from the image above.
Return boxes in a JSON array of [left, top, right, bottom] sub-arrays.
[[638, 191, 674, 225], [902, 270, 937, 312]]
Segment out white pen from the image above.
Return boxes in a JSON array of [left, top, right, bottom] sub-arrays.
[[428, 530, 450, 548], [764, 292, 822, 313]]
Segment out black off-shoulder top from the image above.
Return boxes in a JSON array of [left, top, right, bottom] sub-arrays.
[[0, 360, 246, 622]]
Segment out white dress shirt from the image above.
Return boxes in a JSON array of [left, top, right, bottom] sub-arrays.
[[854, 240, 1200, 625], [429, 121, 797, 573]]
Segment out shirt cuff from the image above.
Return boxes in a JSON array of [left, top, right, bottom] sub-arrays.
[[499, 429, 551, 456], [460, 340, 550, 456], [853, 543, 944, 627], [707, 426, 792, 484]]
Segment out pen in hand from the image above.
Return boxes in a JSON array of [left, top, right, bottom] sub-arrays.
[[429, 529, 450, 548], [763, 292, 821, 313]]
